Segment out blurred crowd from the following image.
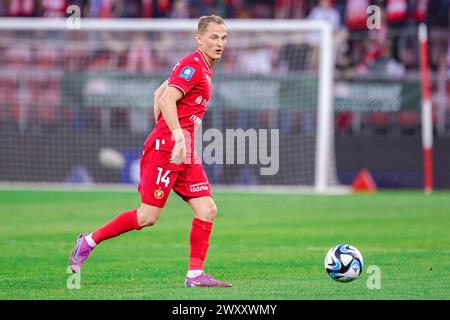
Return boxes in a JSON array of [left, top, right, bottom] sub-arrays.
[[0, 0, 448, 75], [0, 0, 447, 23]]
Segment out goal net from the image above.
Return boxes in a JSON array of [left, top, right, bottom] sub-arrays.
[[0, 18, 340, 193]]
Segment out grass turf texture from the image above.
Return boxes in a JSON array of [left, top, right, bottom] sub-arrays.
[[0, 190, 449, 300]]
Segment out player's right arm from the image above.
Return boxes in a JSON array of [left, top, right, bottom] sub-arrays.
[[153, 80, 168, 122], [160, 60, 201, 164], [158, 86, 186, 164]]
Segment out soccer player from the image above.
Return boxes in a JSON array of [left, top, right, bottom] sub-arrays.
[[69, 15, 231, 288]]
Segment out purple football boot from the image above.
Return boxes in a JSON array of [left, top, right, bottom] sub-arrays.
[[69, 233, 94, 273], [184, 273, 232, 288]]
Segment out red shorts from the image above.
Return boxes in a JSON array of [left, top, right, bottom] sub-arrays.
[[138, 145, 211, 208]]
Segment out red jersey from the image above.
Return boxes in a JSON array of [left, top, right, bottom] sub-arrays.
[[386, 0, 408, 22], [345, 0, 370, 30], [41, 0, 67, 18], [144, 49, 212, 155]]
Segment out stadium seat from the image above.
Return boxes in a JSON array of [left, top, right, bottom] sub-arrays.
[[395, 111, 419, 135], [291, 111, 302, 134], [365, 112, 390, 134], [257, 110, 270, 128], [336, 111, 353, 135]]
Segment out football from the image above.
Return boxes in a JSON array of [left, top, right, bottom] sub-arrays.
[[324, 244, 364, 283]]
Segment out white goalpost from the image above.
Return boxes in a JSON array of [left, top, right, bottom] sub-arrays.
[[0, 18, 343, 194]]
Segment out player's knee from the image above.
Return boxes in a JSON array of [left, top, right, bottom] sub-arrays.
[[201, 203, 217, 222], [138, 212, 158, 227], [137, 206, 160, 227]]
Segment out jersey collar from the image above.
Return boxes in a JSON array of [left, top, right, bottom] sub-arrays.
[[195, 49, 211, 72]]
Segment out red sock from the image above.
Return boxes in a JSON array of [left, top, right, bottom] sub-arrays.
[[188, 218, 213, 270], [92, 209, 141, 244]]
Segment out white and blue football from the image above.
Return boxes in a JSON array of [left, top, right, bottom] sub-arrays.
[[324, 244, 364, 282]]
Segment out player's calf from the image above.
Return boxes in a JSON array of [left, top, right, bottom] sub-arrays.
[[68, 206, 157, 273]]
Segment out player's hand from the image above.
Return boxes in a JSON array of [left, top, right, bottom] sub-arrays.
[[171, 139, 186, 164], [170, 130, 186, 164]]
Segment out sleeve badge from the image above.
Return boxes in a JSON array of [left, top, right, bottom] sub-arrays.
[[179, 66, 195, 81]]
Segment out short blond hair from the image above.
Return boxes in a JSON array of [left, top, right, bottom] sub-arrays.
[[197, 15, 225, 35]]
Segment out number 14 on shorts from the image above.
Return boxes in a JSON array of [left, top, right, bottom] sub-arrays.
[[156, 167, 171, 187]]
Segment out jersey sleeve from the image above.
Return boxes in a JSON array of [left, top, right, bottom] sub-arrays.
[[167, 61, 201, 96]]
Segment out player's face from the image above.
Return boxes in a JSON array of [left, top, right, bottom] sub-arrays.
[[197, 23, 228, 64]]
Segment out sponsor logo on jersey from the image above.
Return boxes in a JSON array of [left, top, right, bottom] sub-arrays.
[[154, 188, 164, 199], [190, 182, 209, 193], [179, 66, 195, 81], [195, 95, 208, 107]]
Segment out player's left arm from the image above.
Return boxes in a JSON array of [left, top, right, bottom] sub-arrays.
[[153, 80, 168, 122]]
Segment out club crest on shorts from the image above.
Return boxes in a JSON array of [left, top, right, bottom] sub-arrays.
[[154, 188, 164, 199], [179, 66, 195, 80]]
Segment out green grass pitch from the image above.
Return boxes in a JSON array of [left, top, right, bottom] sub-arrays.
[[0, 189, 449, 300]]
